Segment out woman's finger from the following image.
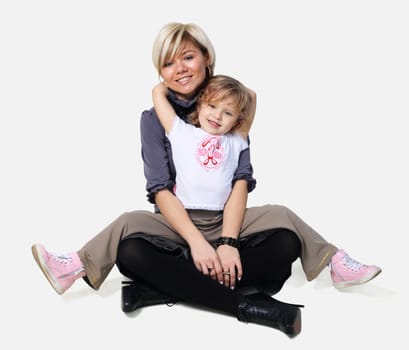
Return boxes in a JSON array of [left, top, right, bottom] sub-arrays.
[[229, 265, 237, 289], [236, 260, 243, 282], [223, 268, 231, 288]]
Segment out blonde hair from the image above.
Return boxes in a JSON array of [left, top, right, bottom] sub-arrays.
[[188, 75, 252, 132], [152, 22, 216, 77]]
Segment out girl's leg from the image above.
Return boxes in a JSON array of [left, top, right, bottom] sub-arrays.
[[238, 227, 381, 290], [31, 210, 184, 293], [241, 205, 381, 287]]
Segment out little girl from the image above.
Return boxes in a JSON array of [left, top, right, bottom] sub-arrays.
[[152, 74, 255, 212]]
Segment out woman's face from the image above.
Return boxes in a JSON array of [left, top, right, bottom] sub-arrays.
[[160, 41, 209, 100]]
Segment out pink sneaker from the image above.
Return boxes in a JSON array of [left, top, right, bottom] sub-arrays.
[[330, 249, 381, 289], [31, 243, 85, 295]]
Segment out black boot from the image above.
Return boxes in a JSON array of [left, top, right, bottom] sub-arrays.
[[121, 280, 181, 313], [237, 293, 303, 338], [236, 280, 285, 296]]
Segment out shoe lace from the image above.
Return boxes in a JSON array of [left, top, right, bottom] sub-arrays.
[[51, 252, 73, 265], [341, 255, 366, 272]]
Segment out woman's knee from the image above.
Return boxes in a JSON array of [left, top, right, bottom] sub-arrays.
[[265, 229, 301, 262], [118, 238, 144, 265], [280, 230, 301, 261]]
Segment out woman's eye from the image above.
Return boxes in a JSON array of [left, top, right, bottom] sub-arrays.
[[184, 55, 194, 61], [163, 62, 173, 68], [208, 103, 216, 109]]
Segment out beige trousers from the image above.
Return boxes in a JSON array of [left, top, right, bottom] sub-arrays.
[[78, 204, 338, 290]]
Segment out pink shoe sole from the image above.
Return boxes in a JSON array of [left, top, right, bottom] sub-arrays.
[[332, 267, 382, 289], [32, 244, 65, 295]]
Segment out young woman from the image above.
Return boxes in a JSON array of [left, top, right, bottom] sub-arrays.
[[32, 22, 381, 338]]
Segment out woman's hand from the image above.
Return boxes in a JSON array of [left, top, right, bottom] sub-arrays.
[[216, 244, 243, 289], [189, 238, 223, 281]]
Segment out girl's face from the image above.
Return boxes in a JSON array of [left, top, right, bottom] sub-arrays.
[[160, 41, 209, 101], [198, 97, 241, 136]]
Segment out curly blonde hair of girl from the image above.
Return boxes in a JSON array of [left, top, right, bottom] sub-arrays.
[[188, 75, 252, 133]]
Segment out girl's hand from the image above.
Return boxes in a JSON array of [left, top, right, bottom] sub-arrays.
[[152, 81, 168, 96], [216, 244, 243, 289]]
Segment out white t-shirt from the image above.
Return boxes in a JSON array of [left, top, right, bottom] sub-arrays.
[[167, 117, 248, 210]]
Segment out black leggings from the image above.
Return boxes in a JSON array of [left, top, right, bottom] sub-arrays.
[[117, 229, 301, 316]]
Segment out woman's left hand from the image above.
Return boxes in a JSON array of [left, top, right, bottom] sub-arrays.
[[216, 245, 243, 289]]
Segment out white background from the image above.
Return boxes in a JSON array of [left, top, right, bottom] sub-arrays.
[[1, 0, 407, 348]]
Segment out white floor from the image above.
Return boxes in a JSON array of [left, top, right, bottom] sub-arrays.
[[8, 252, 403, 349], [2, 1, 408, 349]]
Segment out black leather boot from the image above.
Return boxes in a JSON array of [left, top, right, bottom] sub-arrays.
[[121, 280, 181, 313], [237, 293, 303, 338], [236, 280, 285, 296]]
